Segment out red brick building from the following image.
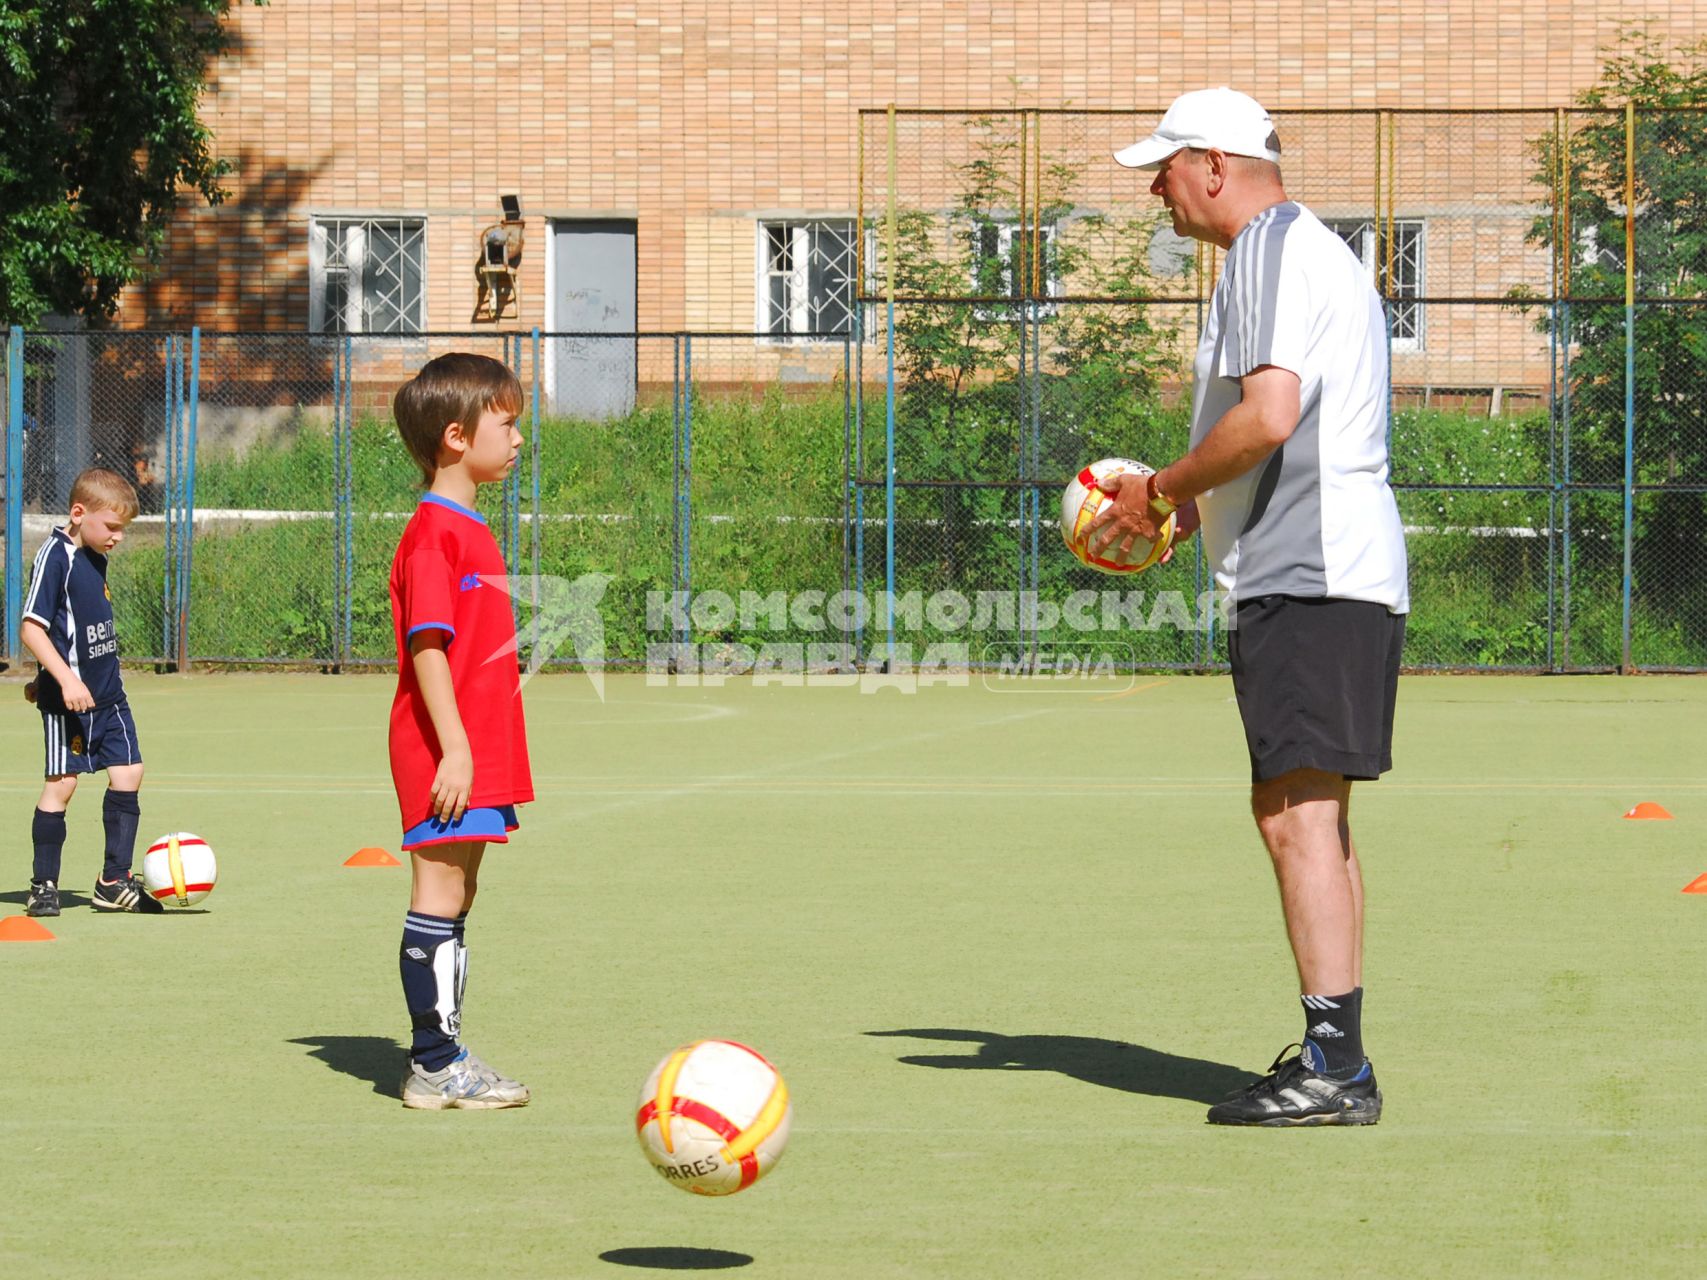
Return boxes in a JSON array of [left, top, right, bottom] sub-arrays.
[[111, 2, 1706, 401]]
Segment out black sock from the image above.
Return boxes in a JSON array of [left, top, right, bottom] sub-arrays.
[[400, 912, 461, 1070], [101, 789, 141, 880], [32, 808, 66, 884], [1301, 987, 1365, 1076]]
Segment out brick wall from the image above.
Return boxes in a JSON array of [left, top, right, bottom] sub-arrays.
[[114, 0, 1704, 399]]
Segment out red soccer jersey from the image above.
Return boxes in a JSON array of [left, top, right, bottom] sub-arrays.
[[388, 494, 534, 831]]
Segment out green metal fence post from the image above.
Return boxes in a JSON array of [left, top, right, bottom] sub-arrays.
[[342, 335, 354, 668], [330, 334, 344, 670], [5, 326, 22, 664], [682, 333, 694, 651], [530, 326, 542, 596], [883, 106, 898, 668], [162, 333, 180, 669], [1621, 102, 1635, 672], [178, 327, 200, 671]]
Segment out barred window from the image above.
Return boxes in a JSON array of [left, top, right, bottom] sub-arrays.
[[760, 221, 856, 339], [310, 218, 426, 334], [1327, 218, 1424, 348]]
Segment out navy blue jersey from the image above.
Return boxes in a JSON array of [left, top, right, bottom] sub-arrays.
[[23, 528, 125, 713]]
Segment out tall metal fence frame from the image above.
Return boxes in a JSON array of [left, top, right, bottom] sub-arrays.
[[3, 104, 1706, 674], [0, 327, 857, 672], [856, 104, 1707, 674]]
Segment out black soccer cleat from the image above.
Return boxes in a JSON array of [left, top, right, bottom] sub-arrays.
[[1206, 1044, 1382, 1127], [26, 879, 60, 917], [92, 873, 164, 914]]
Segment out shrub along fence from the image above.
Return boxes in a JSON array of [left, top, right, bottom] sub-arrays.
[[0, 324, 1700, 673]]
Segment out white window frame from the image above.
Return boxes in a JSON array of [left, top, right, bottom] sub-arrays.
[[756, 219, 859, 343], [309, 216, 427, 334], [969, 220, 1059, 320], [1326, 217, 1423, 351]]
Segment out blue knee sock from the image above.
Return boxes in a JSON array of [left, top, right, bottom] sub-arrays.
[[400, 912, 461, 1071], [101, 789, 141, 880], [32, 808, 66, 884]]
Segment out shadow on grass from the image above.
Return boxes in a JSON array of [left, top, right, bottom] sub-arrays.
[[599, 1248, 753, 1270], [0, 888, 90, 909], [0, 888, 208, 913], [289, 1034, 405, 1098], [866, 1029, 1256, 1105]]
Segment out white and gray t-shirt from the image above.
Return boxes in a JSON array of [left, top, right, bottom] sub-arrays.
[[1190, 201, 1409, 613]]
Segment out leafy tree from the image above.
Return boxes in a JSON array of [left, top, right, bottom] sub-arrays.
[[0, 1, 258, 325], [1520, 28, 1707, 652], [870, 114, 1180, 583]]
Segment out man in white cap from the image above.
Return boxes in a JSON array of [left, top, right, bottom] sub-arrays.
[[1092, 88, 1409, 1127]]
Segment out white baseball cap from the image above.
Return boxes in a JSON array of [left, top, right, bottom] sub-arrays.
[[1113, 88, 1281, 169]]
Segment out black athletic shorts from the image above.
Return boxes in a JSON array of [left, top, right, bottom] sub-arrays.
[[1227, 595, 1405, 784]]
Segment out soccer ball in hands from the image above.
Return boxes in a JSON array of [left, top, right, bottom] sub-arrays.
[[1061, 456, 1176, 574], [140, 832, 218, 907], [635, 1039, 792, 1195]]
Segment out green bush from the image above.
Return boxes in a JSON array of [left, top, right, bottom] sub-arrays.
[[129, 388, 1700, 669]]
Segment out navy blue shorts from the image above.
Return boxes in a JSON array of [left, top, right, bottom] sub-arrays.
[[42, 699, 143, 777]]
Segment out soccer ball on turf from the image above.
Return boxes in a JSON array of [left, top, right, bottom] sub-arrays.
[[140, 832, 217, 908], [635, 1039, 791, 1196], [1061, 456, 1176, 575]]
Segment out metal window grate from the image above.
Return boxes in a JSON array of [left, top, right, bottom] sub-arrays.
[[1327, 217, 1424, 346], [311, 218, 425, 334], [762, 221, 857, 338]]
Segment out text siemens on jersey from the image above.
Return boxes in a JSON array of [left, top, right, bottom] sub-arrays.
[[85, 619, 118, 659]]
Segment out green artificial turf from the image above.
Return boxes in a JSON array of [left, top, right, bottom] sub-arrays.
[[2, 672, 1704, 1278]]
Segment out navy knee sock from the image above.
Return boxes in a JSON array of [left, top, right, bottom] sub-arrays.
[[101, 789, 141, 880], [400, 912, 461, 1071], [31, 808, 66, 884], [1302, 987, 1366, 1076]]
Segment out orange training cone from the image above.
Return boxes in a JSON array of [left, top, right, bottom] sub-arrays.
[[1623, 802, 1673, 820], [344, 847, 401, 867], [0, 915, 56, 941], [1683, 873, 1707, 894]]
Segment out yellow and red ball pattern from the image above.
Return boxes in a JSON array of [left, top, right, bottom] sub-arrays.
[[1062, 457, 1176, 575], [635, 1039, 792, 1196]]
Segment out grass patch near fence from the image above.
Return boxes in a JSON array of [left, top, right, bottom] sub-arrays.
[[114, 391, 1703, 668]]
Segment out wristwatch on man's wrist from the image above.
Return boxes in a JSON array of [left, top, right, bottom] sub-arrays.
[[1147, 471, 1180, 517]]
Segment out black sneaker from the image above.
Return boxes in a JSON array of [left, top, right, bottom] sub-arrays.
[[26, 879, 60, 917], [1206, 1044, 1382, 1127], [92, 873, 164, 914]]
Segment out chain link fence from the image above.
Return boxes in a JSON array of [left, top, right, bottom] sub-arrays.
[[854, 106, 1707, 671], [1, 108, 1705, 673]]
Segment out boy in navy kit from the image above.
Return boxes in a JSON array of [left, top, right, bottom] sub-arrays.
[[388, 353, 534, 1109], [22, 467, 159, 915]]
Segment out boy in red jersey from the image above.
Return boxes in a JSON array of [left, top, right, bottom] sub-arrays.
[[388, 353, 534, 1109]]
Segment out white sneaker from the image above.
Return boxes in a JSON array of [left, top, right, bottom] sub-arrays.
[[400, 1050, 524, 1110], [460, 1048, 531, 1106]]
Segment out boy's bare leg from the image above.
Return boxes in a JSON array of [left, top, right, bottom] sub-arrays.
[[410, 840, 479, 916]]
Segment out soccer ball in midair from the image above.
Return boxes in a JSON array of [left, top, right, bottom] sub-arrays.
[[635, 1039, 792, 1195], [140, 832, 218, 907], [1061, 456, 1176, 574]]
